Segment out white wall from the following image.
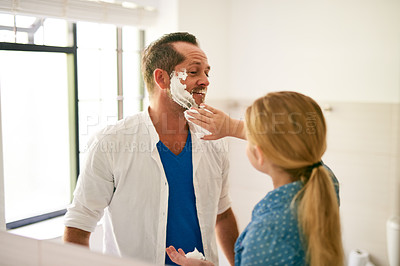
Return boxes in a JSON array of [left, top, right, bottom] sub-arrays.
[[229, 0, 400, 103], [176, 0, 231, 101], [145, 0, 179, 45]]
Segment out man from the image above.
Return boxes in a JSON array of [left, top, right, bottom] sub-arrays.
[[63, 32, 239, 266]]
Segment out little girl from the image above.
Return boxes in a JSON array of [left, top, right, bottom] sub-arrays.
[[166, 91, 344, 266]]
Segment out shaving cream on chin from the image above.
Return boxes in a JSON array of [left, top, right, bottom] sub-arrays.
[[185, 248, 206, 260], [184, 109, 212, 138], [170, 70, 197, 109]]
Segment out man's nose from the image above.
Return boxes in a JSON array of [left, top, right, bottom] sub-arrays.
[[198, 73, 210, 87]]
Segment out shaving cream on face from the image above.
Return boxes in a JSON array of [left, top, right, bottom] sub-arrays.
[[170, 70, 197, 109], [185, 248, 206, 260]]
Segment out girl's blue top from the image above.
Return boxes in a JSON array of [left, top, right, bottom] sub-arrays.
[[234, 167, 339, 266]]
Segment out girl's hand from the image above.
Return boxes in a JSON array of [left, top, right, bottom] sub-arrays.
[[165, 246, 214, 266], [186, 104, 245, 140]]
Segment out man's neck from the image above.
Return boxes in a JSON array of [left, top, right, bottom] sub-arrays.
[[148, 100, 190, 155], [149, 103, 188, 134]]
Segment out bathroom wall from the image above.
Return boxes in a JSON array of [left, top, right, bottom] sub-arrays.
[[228, 0, 400, 103], [176, 0, 400, 265]]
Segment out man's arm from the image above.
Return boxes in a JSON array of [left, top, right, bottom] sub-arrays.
[[215, 208, 239, 266], [63, 226, 91, 247]]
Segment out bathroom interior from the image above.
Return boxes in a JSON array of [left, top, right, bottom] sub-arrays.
[[0, 0, 399, 265]]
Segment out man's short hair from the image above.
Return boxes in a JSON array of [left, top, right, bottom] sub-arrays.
[[141, 32, 199, 95]]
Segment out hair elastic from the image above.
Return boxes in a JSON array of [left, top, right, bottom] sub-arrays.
[[310, 161, 322, 169]]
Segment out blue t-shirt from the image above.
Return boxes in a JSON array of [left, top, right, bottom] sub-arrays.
[[234, 166, 339, 266], [156, 131, 204, 265]]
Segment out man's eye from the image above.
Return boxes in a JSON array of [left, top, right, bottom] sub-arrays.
[[189, 71, 197, 75]]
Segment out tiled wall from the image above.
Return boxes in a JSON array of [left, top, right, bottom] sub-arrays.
[[225, 100, 400, 266], [321, 101, 400, 266]]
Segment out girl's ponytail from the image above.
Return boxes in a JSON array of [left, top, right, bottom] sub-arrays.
[[295, 165, 344, 266]]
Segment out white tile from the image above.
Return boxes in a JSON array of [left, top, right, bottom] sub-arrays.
[[320, 102, 400, 266], [325, 152, 391, 207], [322, 101, 396, 155], [341, 207, 389, 266], [323, 151, 392, 265]]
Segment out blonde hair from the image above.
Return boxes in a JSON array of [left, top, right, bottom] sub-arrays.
[[245, 91, 344, 266]]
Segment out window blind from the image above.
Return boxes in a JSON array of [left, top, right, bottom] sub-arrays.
[[0, 0, 158, 27]]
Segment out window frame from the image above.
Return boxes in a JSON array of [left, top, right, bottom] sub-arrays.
[[1, 18, 146, 230], [0, 23, 80, 230]]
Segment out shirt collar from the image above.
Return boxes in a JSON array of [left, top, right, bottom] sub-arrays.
[[143, 107, 160, 152]]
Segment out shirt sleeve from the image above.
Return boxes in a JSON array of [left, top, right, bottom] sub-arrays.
[[217, 139, 232, 215], [64, 134, 115, 232]]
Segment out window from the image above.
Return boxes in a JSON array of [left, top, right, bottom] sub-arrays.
[[0, 50, 73, 225], [76, 21, 145, 164], [77, 22, 119, 157], [0, 13, 145, 229], [0, 15, 76, 229]]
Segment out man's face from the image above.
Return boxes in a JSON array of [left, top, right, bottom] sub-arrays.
[[170, 42, 210, 107]]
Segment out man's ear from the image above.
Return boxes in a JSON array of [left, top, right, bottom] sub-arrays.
[[153, 69, 170, 90], [253, 145, 265, 167]]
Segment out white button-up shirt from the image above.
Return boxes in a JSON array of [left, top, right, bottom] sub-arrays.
[[64, 108, 231, 265]]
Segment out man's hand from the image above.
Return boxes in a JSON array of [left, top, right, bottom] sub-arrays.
[[166, 246, 214, 266]]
